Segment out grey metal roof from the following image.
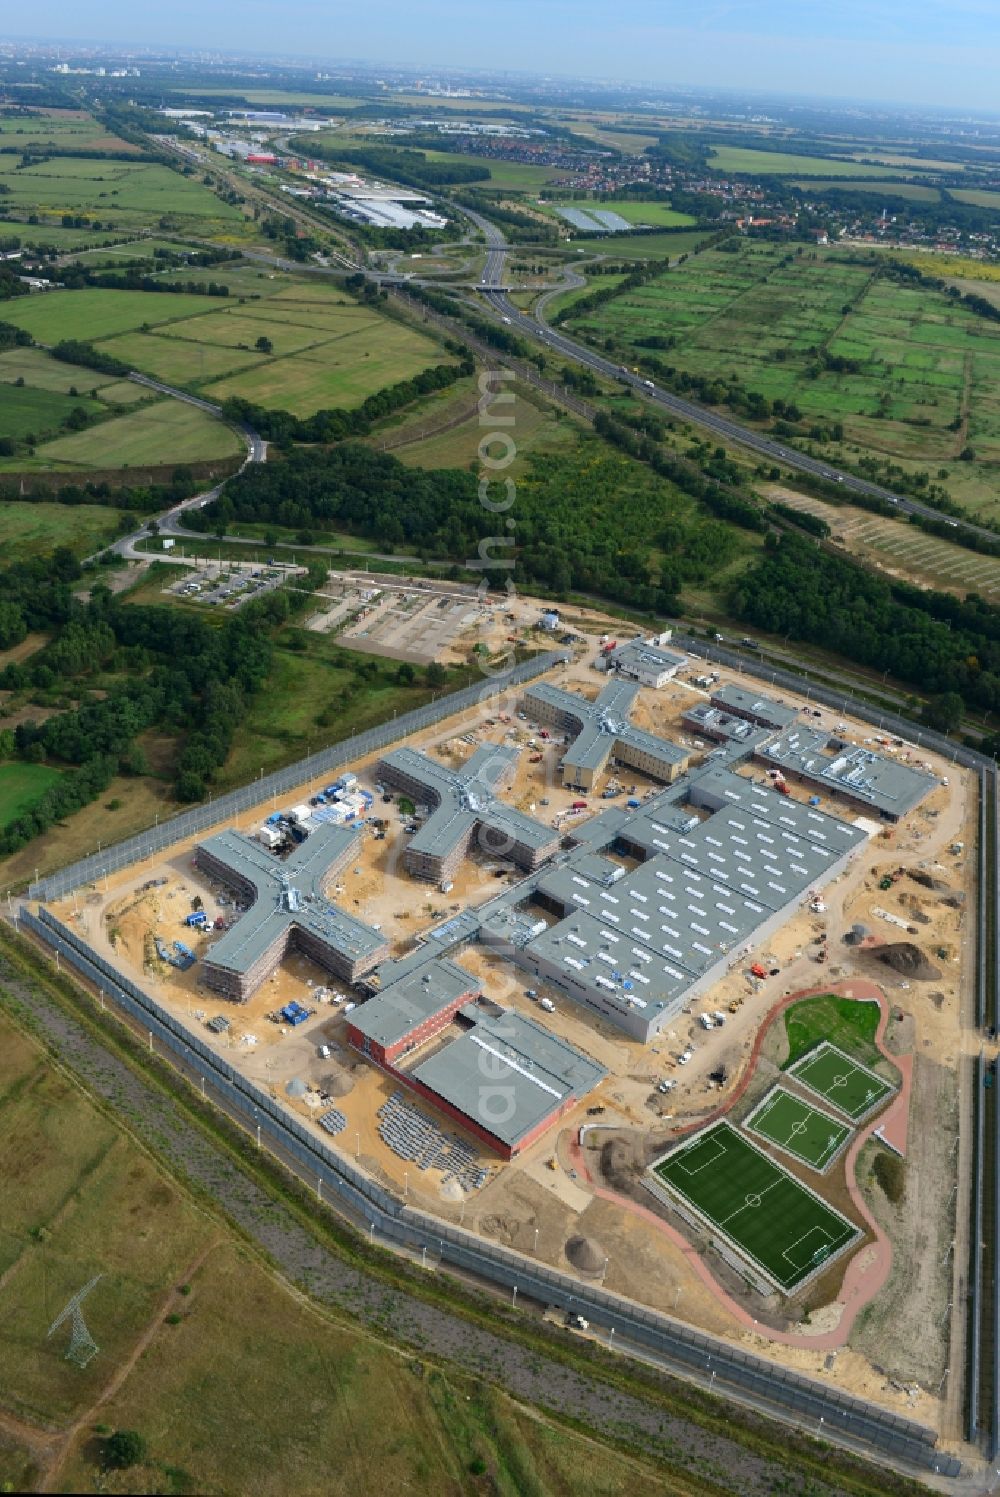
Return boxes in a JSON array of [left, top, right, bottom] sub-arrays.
[[199, 825, 385, 974], [607, 641, 687, 677], [521, 769, 867, 1014], [525, 680, 687, 779], [710, 683, 799, 730], [349, 957, 482, 1048], [410, 1005, 605, 1147], [757, 729, 937, 818], [682, 703, 759, 744], [383, 743, 555, 858]]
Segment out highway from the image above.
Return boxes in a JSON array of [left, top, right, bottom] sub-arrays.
[[435, 203, 996, 549]]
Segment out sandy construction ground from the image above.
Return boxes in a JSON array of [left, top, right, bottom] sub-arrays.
[[46, 640, 974, 1433]]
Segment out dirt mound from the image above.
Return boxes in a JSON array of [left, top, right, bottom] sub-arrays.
[[565, 1234, 606, 1275], [600, 1135, 645, 1190], [906, 870, 951, 894], [873, 942, 942, 981], [320, 1071, 352, 1097]]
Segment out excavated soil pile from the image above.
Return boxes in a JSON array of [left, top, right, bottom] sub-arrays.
[[565, 1235, 606, 1276], [320, 1070, 353, 1097], [600, 1135, 646, 1191], [906, 870, 951, 894], [873, 942, 942, 981]]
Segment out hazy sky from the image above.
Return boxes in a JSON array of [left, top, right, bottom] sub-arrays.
[[16, 0, 1000, 111]]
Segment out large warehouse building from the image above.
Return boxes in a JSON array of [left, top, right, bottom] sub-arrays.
[[756, 727, 936, 822], [346, 955, 605, 1156], [195, 826, 389, 1000]]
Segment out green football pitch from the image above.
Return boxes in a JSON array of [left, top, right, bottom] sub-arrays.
[[745, 1087, 852, 1171], [787, 1042, 895, 1121], [651, 1122, 860, 1291]]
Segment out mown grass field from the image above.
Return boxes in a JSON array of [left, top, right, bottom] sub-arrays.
[[0, 383, 105, 441], [0, 762, 62, 825], [0, 502, 124, 561], [0, 288, 219, 343], [564, 240, 1000, 513], [0, 400, 242, 472], [0, 346, 117, 393], [0, 156, 243, 234], [204, 324, 451, 412], [794, 178, 941, 202], [708, 146, 901, 177], [782, 993, 884, 1070], [0, 273, 451, 467]]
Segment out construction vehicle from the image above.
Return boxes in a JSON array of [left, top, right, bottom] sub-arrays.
[[546, 1157, 558, 1171]]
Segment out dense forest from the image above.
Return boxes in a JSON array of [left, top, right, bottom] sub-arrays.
[[191, 437, 750, 615], [732, 532, 1000, 726]]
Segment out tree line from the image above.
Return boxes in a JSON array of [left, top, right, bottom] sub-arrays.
[[732, 531, 1000, 728]]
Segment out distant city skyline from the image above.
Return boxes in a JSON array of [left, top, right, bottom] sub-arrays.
[[7, 0, 1000, 112]]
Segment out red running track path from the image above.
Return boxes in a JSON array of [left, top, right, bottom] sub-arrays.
[[568, 980, 911, 1349]]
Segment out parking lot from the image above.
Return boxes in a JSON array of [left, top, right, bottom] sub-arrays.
[[164, 560, 298, 609]]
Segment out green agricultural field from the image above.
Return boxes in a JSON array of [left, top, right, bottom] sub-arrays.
[[422, 149, 562, 190], [793, 178, 941, 202], [0, 346, 116, 393], [0, 157, 243, 230], [567, 229, 713, 260], [788, 1043, 896, 1122], [708, 146, 900, 177], [204, 313, 452, 414], [98, 330, 266, 386], [0, 762, 62, 826], [744, 1087, 852, 1171], [953, 188, 1000, 209], [0, 219, 128, 251], [0, 384, 104, 441], [0, 288, 219, 344], [1, 400, 242, 472], [0, 502, 125, 560], [0, 107, 135, 155], [651, 1122, 861, 1292], [564, 241, 1000, 513]]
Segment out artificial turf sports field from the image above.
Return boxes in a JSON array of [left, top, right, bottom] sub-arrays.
[[744, 1087, 852, 1171], [787, 1041, 895, 1121], [651, 1121, 860, 1292]]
